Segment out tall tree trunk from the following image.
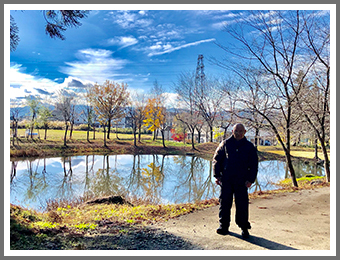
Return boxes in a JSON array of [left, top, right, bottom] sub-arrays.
[[115, 125, 120, 140], [259, 111, 299, 187], [224, 128, 228, 140], [285, 113, 298, 187], [64, 124, 68, 146], [103, 125, 107, 147], [314, 137, 319, 160], [133, 131, 137, 147], [320, 141, 330, 182], [12, 126, 15, 146], [107, 119, 111, 139], [161, 130, 166, 148], [285, 151, 298, 187], [191, 129, 195, 150], [30, 123, 34, 139], [138, 125, 142, 142], [44, 126, 47, 140], [87, 124, 90, 142], [255, 128, 259, 148], [69, 122, 74, 139]]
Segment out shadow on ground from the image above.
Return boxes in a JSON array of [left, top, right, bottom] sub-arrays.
[[80, 226, 203, 250], [228, 231, 297, 250]]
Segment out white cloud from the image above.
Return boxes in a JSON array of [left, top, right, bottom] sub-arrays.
[[211, 21, 228, 30], [148, 38, 216, 57], [60, 48, 130, 83], [107, 36, 138, 49], [9, 64, 96, 104], [110, 10, 153, 29], [10, 64, 58, 103], [162, 92, 180, 108]]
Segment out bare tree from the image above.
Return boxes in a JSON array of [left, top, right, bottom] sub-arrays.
[[194, 76, 225, 142], [217, 79, 236, 141], [127, 92, 147, 147], [10, 103, 22, 146], [55, 90, 74, 146], [82, 89, 95, 143], [25, 95, 41, 139], [215, 10, 318, 187], [68, 97, 79, 139], [173, 72, 201, 149], [152, 81, 169, 148], [38, 103, 52, 140], [223, 68, 273, 148], [295, 11, 331, 181]]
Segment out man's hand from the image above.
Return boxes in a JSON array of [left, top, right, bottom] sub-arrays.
[[245, 181, 252, 188], [215, 177, 222, 186]]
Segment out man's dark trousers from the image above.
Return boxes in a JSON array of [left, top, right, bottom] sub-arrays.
[[219, 178, 251, 230]]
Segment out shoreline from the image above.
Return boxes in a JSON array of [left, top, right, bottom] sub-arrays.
[[9, 185, 330, 250]]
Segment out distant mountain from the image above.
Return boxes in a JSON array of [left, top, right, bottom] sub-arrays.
[[10, 104, 55, 120]]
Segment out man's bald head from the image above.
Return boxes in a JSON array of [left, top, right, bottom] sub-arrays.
[[232, 123, 246, 141]]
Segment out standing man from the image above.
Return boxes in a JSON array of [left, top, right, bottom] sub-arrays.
[[213, 123, 258, 238]]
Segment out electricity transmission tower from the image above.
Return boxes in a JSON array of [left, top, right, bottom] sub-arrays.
[[195, 54, 205, 88]]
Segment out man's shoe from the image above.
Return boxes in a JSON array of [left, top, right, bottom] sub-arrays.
[[216, 227, 229, 235], [241, 229, 250, 239]]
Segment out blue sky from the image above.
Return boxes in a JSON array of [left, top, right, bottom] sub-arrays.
[[7, 5, 334, 107], [9, 7, 238, 104]]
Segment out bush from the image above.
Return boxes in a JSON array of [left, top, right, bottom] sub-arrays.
[[49, 121, 65, 130], [74, 124, 92, 131]]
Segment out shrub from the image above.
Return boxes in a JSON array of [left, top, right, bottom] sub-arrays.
[[74, 124, 92, 131]]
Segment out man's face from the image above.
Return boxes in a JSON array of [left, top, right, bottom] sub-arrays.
[[232, 125, 246, 141]]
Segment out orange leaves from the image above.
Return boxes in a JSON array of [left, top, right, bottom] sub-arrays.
[[89, 80, 129, 123]]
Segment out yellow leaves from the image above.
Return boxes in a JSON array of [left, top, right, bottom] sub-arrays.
[[143, 97, 166, 132], [141, 162, 162, 182]]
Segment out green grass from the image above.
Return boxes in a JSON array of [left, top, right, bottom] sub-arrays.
[[10, 128, 198, 158], [11, 129, 330, 165], [10, 198, 219, 250], [257, 145, 330, 160], [15, 128, 151, 142]]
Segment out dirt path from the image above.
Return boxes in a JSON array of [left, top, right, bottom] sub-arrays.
[[154, 187, 330, 250]]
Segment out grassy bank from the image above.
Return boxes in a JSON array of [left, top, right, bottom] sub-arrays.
[[10, 198, 220, 250], [10, 176, 329, 250]]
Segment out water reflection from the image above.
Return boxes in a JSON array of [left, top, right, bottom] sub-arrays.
[[10, 155, 324, 211]]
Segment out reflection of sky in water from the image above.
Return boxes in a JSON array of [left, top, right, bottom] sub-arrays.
[[10, 155, 324, 211]]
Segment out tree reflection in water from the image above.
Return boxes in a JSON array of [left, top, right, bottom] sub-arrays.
[[10, 155, 324, 211]]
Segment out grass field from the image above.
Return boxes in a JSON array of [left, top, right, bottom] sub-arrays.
[[10, 128, 201, 159], [10, 128, 329, 162], [14, 128, 150, 141], [258, 145, 330, 161]]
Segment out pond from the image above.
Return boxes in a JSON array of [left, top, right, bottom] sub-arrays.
[[10, 154, 325, 211]]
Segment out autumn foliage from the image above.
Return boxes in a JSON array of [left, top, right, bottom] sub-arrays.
[[170, 128, 187, 142]]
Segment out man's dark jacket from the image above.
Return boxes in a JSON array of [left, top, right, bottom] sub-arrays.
[[213, 136, 258, 186]]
